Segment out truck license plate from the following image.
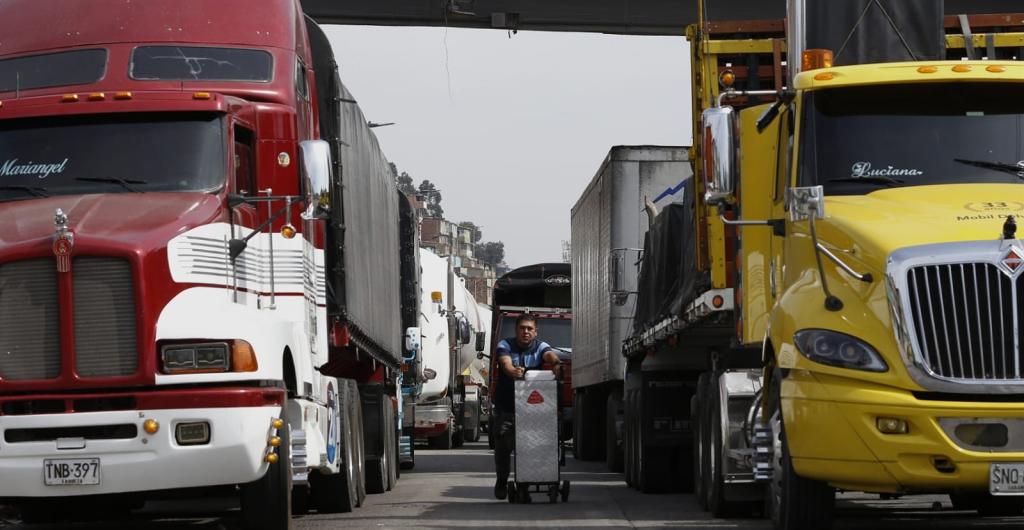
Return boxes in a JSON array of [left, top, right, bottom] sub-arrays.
[[43, 458, 100, 486], [990, 463, 1024, 495]]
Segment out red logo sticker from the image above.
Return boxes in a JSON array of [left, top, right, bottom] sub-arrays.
[[526, 390, 544, 404]]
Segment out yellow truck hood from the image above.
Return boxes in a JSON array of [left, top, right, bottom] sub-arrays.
[[819, 183, 1024, 267]]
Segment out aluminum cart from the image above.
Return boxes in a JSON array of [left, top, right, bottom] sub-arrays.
[[507, 371, 570, 503]]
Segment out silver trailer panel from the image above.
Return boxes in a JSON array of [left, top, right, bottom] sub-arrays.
[[570, 146, 691, 389], [338, 81, 402, 361]]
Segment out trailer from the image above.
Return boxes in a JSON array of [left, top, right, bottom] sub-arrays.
[[570, 146, 692, 470]]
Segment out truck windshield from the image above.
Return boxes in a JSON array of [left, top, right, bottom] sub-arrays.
[[499, 315, 572, 354], [798, 82, 1024, 195], [0, 112, 225, 201]]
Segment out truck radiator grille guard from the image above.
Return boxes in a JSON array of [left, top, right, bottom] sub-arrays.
[[0, 259, 61, 380], [906, 263, 1018, 380], [0, 257, 137, 381], [889, 241, 1024, 393]]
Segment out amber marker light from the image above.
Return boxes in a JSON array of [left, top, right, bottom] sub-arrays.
[[719, 69, 736, 88], [232, 340, 258, 373], [61, 94, 79, 103], [193, 92, 212, 100], [143, 419, 160, 434], [114, 91, 133, 100], [712, 295, 725, 308], [265, 453, 279, 464], [813, 72, 835, 81], [431, 291, 443, 303], [802, 49, 834, 71], [87, 92, 105, 101], [987, 65, 1007, 73], [280, 224, 297, 239], [952, 64, 972, 73], [272, 418, 284, 429], [917, 66, 938, 74], [269, 436, 282, 447]]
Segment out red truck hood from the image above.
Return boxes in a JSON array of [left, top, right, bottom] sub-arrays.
[[0, 192, 223, 251]]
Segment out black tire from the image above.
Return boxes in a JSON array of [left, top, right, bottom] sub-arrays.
[[606, 392, 624, 473], [507, 480, 517, 504], [706, 374, 731, 515], [693, 373, 710, 510], [624, 389, 637, 488], [350, 383, 367, 507], [518, 484, 531, 504], [951, 492, 1024, 516], [452, 423, 465, 448], [291, 485, 310, 515], [311, 382, 359, 513], [240, 405, 293, 530], [768, 371, 835, 530], [386, 402, 398, 491], [465, 406, 481, 442]]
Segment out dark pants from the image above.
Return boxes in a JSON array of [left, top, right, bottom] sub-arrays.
[[493, 409, 515, 482]]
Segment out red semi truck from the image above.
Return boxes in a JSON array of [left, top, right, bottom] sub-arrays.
[[0, 0, 415, 527]]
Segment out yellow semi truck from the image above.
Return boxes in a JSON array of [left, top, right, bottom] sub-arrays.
[[623, 1, 1024, 527]]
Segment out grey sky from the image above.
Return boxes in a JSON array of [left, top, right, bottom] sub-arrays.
[[324, 25, 691, 268]]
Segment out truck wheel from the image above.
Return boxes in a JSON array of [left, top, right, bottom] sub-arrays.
[[365, 392, 390, 495], [386, 401, 398, 491], [240, 405, 293, 530], [606, 392, 624, 472], [768, 373, 834, 529], [311, 382, 359, 513], [465, 406, 481, 442], [350, 382, 367, 507], [693, 373, 709, 509], [452, 424, 465, 448], [624, 389, 638, 488]]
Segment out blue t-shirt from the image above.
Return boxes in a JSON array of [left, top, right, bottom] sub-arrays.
[[493, 338, 551, 413]]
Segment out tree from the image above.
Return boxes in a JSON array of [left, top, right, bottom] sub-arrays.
[[418, 180, 444, 218], [459, 222, 483, 244], [477, 241, 505, 267], [391, 162, 416, 195]]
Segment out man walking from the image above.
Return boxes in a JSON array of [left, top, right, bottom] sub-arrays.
[[491, 313, 562, 500]]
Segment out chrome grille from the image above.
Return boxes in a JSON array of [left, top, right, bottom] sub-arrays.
[[906, 263, 1020, 380], [0, 259, 61, 380], [74, 257, 138, 377]]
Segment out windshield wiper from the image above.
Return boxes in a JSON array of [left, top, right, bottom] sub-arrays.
[[954, 158, 1024, 177], [826, 176, 904, 187], [0, 185, 49, 198], [76, 177, 148, 193]]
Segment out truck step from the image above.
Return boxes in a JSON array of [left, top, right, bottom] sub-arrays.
[[752, 426, 773, 483], [291, 426, 309, 486]]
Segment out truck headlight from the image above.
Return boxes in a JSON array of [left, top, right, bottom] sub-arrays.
[[161, 342, 230, 373], [793, 329, 888, 372]]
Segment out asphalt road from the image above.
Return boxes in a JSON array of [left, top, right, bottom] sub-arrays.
[[3, 438, 1024, 529]]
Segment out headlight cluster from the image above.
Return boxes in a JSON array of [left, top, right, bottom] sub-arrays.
[[794, 329, 888, 373], [159, 340, 258, 374]]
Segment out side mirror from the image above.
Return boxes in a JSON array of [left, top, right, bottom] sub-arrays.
[[404, 327, 421, 353], [786, 186, 826, 221], [475, 331, 486, 353], [701, 106, 738, 206], [299, 140, 332, 220], [422, 368, 437, 381]]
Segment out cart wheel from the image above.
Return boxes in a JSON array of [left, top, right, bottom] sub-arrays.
[[548, 486, 558, 503], [560, 480, 570, 502], [507, 480, 517, 504], [518, 484, 531, 504]]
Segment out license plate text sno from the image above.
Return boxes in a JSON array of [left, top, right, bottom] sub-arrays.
[[990, 463, 1024, 495], [44, 458, 100, 486]]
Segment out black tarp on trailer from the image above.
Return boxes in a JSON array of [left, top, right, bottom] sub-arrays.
[[630, 183, 708, 334], [806, 0, 945, 66]]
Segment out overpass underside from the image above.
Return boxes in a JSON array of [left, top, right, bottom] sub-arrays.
[[301, 0, 1016, 36]]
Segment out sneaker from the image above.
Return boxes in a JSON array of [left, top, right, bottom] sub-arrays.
[[494, 479, 508, 500]]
